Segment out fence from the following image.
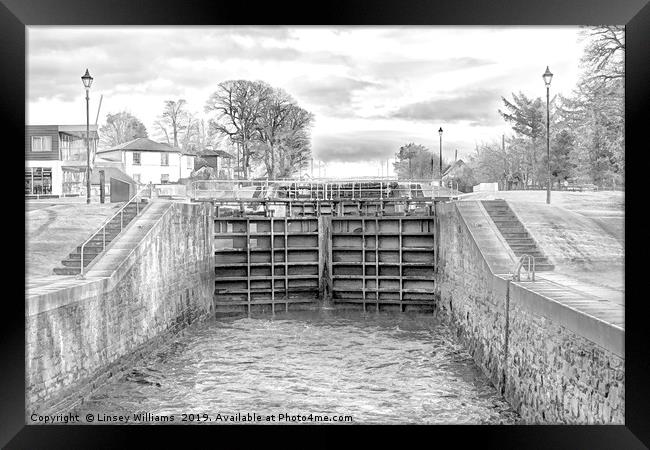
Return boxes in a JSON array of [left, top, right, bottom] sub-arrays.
[[79, 185, 153, 276], [192, 179, 458, 201]]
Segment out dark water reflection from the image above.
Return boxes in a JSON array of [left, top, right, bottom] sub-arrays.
[[77, 310, 519, 424]]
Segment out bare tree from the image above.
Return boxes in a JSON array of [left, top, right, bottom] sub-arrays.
[[179, 111, 200, 151], [255, 88, 296, 178], [158, 99, 189, 148], [273, 105, 314, 179], [155, 120, 170, 145], [205, 80, 314, 179], [99, 111, 147, 148], [552, 26, 625, 187], [394, 143, 430, 179], [580, 25, 625, 84], [205, 80, 272, 178]]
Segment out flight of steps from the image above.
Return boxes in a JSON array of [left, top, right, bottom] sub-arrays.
[[53, 200, 148, 275], [482, 199, 554, 271]]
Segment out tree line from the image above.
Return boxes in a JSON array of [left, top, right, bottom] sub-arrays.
[[99, 80, 314, 180], [392, 26, 624, 191], [472, 25, 624, 190]]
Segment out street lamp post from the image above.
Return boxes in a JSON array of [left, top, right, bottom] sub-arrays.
[[81, 69, 94, 204], [543, 66, 553, 204], [438, 127, 443, 180]]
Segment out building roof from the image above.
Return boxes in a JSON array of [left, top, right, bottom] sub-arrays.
[[58, 124, 98, 133], [199, 149, 234, 159], [26, 124, 99, 139], [97, 137, 181, 154], [89, 166, 137, 185]]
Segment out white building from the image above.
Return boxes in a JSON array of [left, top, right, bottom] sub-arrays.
[[96, 138, 195, 184]]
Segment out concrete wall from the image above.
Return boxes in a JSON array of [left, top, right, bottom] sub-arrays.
[[472, 182, 499, 192], [25, 202, 214, 414], [434, 201, 624, 424]]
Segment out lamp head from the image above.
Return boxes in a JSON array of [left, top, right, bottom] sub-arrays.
[[81, 69, 93, 89], [542, 66, 553, 87], [438, 127, 443, 136]]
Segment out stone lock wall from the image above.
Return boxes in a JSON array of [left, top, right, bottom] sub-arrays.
[[26, 202, 214, 413], [505, 285, 624, 423], [435, 202, 509, 390], [434, 201, 624, 424]]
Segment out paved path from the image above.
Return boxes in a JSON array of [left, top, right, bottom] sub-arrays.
[[29, 207, 58, 238], [531, 274, 624, 327], [26, 201, 120, 278]]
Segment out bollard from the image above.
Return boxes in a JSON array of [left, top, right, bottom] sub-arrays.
[[99, 170, 105, 203]]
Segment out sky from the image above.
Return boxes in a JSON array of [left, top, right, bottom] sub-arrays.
[[27, 26, 588, 177]]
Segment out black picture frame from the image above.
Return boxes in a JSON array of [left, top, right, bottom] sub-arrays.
[[4, 0, 648, 447]]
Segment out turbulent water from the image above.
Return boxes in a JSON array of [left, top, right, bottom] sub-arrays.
[[75, 310, 519, 424]]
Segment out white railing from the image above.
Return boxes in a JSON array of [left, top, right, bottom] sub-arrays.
[[190, 179, 455, 201], [78, 185, 152, 277], [512, 254, 536, 282]]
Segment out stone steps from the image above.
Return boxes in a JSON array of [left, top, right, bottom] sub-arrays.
[[75, 241, 116, 251], [53, 267, 81, 275], [512, 251, 546, 258], [508, 243, 541, 250], [482, 199, 554, 272], [52, 200, 149, 276], [60, 258, 92, 268], [523, 262, 554, 271], [490, 219, 522, 225], [498, 227, 530, 234], [67, 249, 104, 260], [501, 231, 532, 241]]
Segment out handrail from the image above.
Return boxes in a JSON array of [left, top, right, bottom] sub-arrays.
[[78, 185, 152, 277], [512, 254, 535, 282], [190, 179, 455, 201]]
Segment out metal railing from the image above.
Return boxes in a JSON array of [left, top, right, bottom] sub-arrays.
[[78, 185, 152, 277], [190, 179, 457, 201], [512, 254, 535, 282]]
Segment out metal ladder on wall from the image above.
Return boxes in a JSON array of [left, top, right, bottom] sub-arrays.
[[511, 254, 536, 282]]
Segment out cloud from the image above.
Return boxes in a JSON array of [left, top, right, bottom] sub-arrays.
[[390, 89, 504, 126], [313, 130, 412, 162], [291, 76, 381, 116], [368, 57, 495, 80], [313, 130, 479, 164], [27, 27, 354, 104]]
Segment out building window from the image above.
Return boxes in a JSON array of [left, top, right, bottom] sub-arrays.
[[60, 134, 70, 158], [25, 167, 53, 195], [161, 153, 169, 166], [62, 169, 85, 195], [60, 134, 87, 161], [133, 152, 141, 165], [133, 174, 141, 183], [161, 174, 169, 184], [31, 136, 52, 152]]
